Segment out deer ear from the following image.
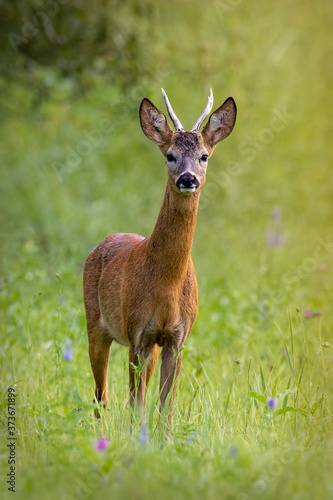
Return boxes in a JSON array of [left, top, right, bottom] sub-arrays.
[[202, 97, 237, 149], [140, 98, 173, 146]]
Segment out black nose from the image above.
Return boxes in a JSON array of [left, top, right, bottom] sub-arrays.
[[176, 172, 200, 189]]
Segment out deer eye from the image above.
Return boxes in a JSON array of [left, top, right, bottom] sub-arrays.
[[201, 155, 208, 162], [166, 154, 176, 162]]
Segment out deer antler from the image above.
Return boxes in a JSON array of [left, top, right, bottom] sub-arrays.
[[161, 88, 184, 132], [191, 89, 214, 132]]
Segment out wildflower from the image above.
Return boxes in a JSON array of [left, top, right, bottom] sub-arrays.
[[63, 339, 73, 361], [305, 308, 312, 319], [305, 308, 321, 319], [140, 418, 149, 447], [318, 263, 328, 271], [266, 231, 284, 247], [266, 207, 285, 246], [272, 207, 281, 221], [186, 432, 199, 445], [95, 437, 109, 451], [229, 445, 238, 457], [267, 397, 277, 410]]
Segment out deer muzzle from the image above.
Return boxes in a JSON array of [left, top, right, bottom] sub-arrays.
[[176, 172, 200, 194]]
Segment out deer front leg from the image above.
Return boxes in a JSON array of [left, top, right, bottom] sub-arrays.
[[159, 345, 183, 422], [146, 344, 159, 386], [129, 344, 155, 411]]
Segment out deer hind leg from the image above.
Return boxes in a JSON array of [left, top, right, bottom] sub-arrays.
[[146, 344, 159, 387], [159, 345, 183, 422], [88, 323, 112, 416]]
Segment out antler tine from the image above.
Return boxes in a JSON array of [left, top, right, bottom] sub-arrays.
[[191, 88, 214, 132], [161, 88, 184, 132]]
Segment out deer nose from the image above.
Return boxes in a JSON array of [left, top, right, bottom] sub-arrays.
[[176, 172, 200, 191]]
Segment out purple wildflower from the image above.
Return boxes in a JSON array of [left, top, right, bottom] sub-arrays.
[[266, 231, 284, 247], [63, 339, 73, 361], [95, 437, 109, 451], [305, 308, 312, 319], [266, 207, 285, 247], [186, 432, 199, 445], [272, 207, 281, 221], [318, 263, 328, 271], [267, 397, 277, 410], [140, 418, 149, 447], [229, 445, 238, 457], [305, 308, 321, 319]]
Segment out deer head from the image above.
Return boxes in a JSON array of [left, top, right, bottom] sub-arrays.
[[139, 89, 237, 195]]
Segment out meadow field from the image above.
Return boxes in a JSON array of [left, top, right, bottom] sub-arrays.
[[1, 1, 333, 498]]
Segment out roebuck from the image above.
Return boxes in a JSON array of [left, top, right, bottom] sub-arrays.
[[83, 89, 236, 420]]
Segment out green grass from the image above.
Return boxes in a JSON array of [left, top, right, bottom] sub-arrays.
[[1, 1, 333, 498]]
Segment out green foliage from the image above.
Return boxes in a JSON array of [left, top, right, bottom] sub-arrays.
[[1, 0, 333, 499], [0, 0, 157, 110]]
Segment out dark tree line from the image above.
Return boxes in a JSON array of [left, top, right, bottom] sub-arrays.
[[0, 0, 157, 105]]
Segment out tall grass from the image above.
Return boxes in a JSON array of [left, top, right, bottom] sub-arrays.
[[1, 0, 333, 498]]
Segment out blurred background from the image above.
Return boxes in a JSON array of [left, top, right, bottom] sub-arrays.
[[1, 1, 333, 498], [1, 0, 333, 331]]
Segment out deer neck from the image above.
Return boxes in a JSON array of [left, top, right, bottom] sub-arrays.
[[147, 181, 200, 284]]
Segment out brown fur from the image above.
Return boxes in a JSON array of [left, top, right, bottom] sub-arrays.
[[83, 93, 237, 420]]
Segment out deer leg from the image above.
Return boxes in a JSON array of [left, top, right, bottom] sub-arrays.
[[129, 344, 157, 410], [129, 346, 147, 410], [146, 344, 159, 387], [88, 323, 112, 416], [159, 345, 183, 421]]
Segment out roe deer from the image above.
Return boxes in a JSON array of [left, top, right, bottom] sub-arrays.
[[83, 89, 237, 420]]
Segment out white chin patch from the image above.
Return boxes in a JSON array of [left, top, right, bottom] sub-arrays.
[[180, 187, 196, 193]]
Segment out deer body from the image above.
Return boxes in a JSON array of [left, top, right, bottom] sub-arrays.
[[83, 90, 236, 418]]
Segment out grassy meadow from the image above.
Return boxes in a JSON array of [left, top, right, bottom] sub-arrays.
[[1, 1, 333, 499]]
